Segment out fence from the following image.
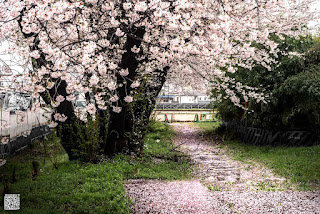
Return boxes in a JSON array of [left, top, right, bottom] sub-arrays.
[[155, 103, 211, 110], [0, 108, 52, 155], [223, 120, 319, 146], [0, 125, 51, 155]]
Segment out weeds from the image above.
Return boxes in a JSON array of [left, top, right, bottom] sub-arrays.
[[0, 121, 191, 213]]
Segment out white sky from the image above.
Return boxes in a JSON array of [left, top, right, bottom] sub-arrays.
[[308, 0, 320, 33]]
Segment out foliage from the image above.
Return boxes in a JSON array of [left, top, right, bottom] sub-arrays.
[[0, 121, 191, 213], [212, 37, 320, 133], [54, 112, 107, 162], [211, 97, 244, 122]]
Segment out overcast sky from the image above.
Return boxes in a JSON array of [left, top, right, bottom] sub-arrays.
[[308, 0, 320, 33]]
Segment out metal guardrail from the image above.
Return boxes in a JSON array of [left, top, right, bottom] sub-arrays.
[[155, 103, 211, 109]]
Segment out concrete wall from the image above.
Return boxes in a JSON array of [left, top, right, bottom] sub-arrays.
[[180, 96, 196, 103], [152, 110, 216, 122], [0, 108, 51, 140], [160, 95, 213, 104]]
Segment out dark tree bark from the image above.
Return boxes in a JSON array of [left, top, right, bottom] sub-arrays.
[[32, 60, 87, 160], [40, 78, 88, 160], [104, 67, 169, 157], [129, 66, 170, 155], [104, 27, 145, 157]]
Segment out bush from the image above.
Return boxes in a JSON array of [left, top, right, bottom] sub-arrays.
[[212, 36, 320, 133]]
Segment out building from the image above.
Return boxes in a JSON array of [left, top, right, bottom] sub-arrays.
[[157, 95, 175, 103], [157, 82, 214, 104], [157, 92, 214, 104]]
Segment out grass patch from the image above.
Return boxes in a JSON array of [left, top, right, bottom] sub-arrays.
[[0, 121, 191, 213], [207, 185, 222, 191], [193, 122, 320, 190], [190, 121, 221, 138], [132, 120, 191, 180]]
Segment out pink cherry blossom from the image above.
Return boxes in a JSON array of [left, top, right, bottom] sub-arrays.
[[48, 121, 58, 128], [1, 137, 9, 144], [86, 103, 96, 115], [109, 95, 119, 102], [115, 28, 124, 37], [0, 0, 317, 123], [112, 106, 122, 113], [54, 113, 67, 122], [123, 3, 132, 10], [56, 95, 65, 103], [107, 81, 117, 91], [131, 45, 140, 54], [131, 81, 140, 88], [30, 50, 40, 59], [89, 75, 99, 86], [134, 2, 147, 12], [51, 101, 60, 108], [124, 96, 133, 103], [119, 68, 129, 76], [66, 94, 75, 101], [47, 82, 55, 89]]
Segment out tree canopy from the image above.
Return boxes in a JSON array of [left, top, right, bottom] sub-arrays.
[[0, 0, 317, 159]]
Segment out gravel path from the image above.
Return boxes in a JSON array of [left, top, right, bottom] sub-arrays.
[[171, 123, 288, 191], [125, 123, 320, 214], [125, 179, 229, 214]]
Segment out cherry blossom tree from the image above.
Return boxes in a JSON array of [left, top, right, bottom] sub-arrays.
[[0, 0, 317, 160]]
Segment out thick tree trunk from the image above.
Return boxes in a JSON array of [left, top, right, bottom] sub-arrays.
[[104, 27, 169, 157], [104, 28, 145, 157], [29, 31, 90, 160], [41, 80, 89, 160], [129, 67, 170, 155], [105, 67, 169, 157]]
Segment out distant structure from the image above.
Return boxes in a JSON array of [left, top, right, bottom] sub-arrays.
[[157, 92, 213, 104], [0, 60, 13, 88], [0, 92, 32, 111], [156, 83, 214, 104]]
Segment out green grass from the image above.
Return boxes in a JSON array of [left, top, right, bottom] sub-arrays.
[[207, 185, 222, 191], [193, 122, 320, 190], [191, 121, 221, 137], [0, 121, 191, 213]]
